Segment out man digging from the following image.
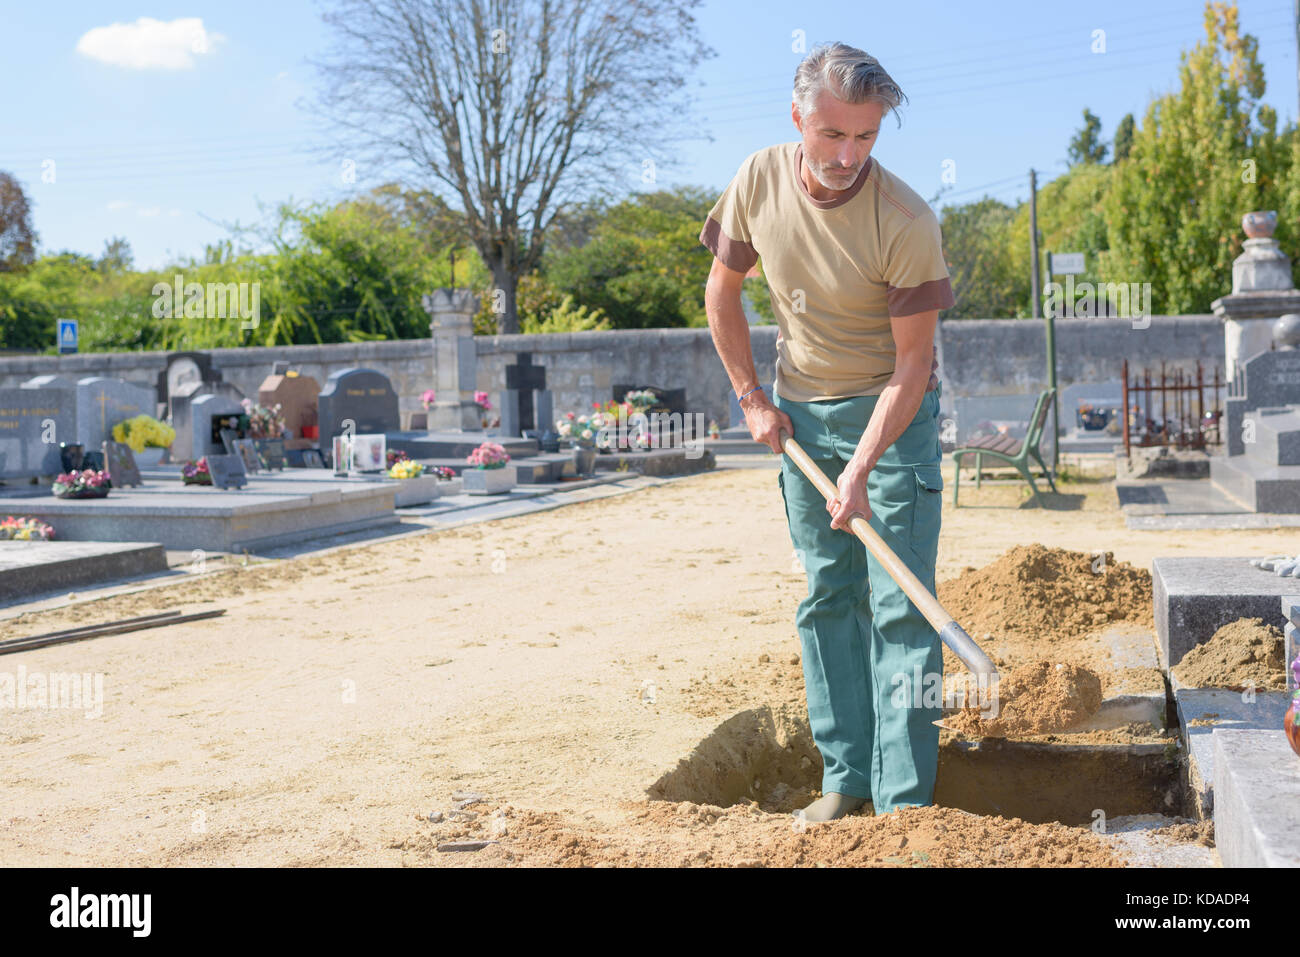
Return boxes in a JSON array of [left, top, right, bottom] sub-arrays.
[[702, 42, 953, 822]]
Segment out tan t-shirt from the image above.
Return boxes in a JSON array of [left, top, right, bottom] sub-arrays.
[[700, 142, 955, 402]]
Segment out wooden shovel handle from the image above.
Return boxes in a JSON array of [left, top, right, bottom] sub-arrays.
[[778, 428, 997, 678]]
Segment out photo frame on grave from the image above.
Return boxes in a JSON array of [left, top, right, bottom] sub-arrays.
[[256, 438, 287, 471], [332, 434, 352, 475], [232, 438, 261, 475], [351, 433, 386, 472], [206, 453, 248, 489], [100, 440, 142, 488], [301, 449, 324, 469], [219, 427, 240, 455]]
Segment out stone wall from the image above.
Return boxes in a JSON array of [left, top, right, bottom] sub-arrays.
[[0, 315, 1225, 429]]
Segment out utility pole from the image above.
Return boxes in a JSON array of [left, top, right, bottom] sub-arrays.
[[1029, 169, 1041, 319], [1030, 168, 1059, 473], [1295, 0, 1299, 123]]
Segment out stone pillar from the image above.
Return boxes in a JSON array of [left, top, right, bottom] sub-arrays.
[[422, 289, 482, 431], [1212, 211, 1300, 381]]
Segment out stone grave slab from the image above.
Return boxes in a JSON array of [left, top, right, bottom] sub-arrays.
[[1172, 676, 1290, 817], [1213, 728, 1300, 867], [0, 475, 399, 552], [0, 540, 168, 604], [1153, 556, 1294, 668]]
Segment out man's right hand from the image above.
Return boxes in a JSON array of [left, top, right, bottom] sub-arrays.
[[742, 393, 795, 453]]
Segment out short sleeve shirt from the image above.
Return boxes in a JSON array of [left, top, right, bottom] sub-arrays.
[[699, 142, 955, 401]]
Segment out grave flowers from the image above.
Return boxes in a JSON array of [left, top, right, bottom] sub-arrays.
[[708, 419, 720, 439], [421, 389, 437, 410], [112, 414, 175, 465], [430, 466, 456, 480], [181, 458, 213, 486], [1, 516, 55, 540], [463, 441, 514, 495], [475, 391, 499, 429], [1286, 654, 1300, 758], [623, 389, 658, 414], [52, 468, 111, 499], [388, 458, 424, 480], [241, 398, 287, 439]]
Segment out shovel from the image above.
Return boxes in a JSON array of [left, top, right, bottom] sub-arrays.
[[778, 427, 998, 686]]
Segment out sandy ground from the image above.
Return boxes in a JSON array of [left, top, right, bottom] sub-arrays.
[[0, 464, 1288, 866]]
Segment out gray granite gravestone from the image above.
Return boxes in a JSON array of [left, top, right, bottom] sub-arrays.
[[316, 368, 400, 449], [157, 351, 224, 419], [183, 394, 244, 463], [1211, 319, 1300, 511], [75, 376, 156, 451], [101, 440, 142, 488], [503, 353, 547, 435], [206, 453, 248, 490], [0, 386, 76, 479]]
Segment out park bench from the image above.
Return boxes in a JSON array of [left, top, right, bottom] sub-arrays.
[[951, 388, 1058, 508]]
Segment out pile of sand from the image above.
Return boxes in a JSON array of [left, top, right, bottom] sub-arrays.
[[946, 660, 1104, 737], [1172, 618, 1287, 691], [937, 545, 1152, 645], [404, 800, 1125, 868]]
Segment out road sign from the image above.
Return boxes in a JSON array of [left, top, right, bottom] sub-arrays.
[[1049, 252, 1085, 275], [57, 319, 78, 354]]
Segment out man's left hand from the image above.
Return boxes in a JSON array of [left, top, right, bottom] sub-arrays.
[[827, 462, 871, 531]]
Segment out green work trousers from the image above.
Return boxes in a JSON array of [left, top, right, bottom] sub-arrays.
[[775, 385, 945, 813]]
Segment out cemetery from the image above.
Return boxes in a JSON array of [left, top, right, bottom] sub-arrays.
[[3, 212, 1300, 868]]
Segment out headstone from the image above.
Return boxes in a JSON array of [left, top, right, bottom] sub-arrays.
[[170, 380, 245, 460], [101, 440, 142, 488], [0, 385, 76, 479], [1211, 317, 1300, 511], [256, 438, 287, 471], [206, 453, 248, 490], [232, 438, 261, 475], [156, 351, 224, 419], [180, 394, 244, 463], [317, 368, 400, 452], [1211, 211, 1300, 379], [1223, 347, 1300, 456], [74, 376, 156, 451], [503, 353, 547, 435], [257, 368, 320, 441]]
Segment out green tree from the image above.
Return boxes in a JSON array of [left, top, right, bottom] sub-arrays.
[[1101, 0, 1285, 313], [1068, 108, 1109, 166], [939, 197, 1024, 318], [1113, 113, 1136, 163]]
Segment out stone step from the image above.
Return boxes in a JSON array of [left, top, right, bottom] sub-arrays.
[[1244, 408, 1300, 466], [1209, 455, 1300, 513]]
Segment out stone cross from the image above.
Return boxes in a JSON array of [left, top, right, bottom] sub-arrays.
[[505, 353, 547, 433]]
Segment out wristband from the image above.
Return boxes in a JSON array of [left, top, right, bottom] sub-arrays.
[[737, 385, 763, 403]]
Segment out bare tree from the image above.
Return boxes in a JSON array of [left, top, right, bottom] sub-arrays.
[[313, 0, 713, 334], [0, 172, 37, 272]]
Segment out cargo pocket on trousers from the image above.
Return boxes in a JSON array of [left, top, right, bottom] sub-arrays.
[[910, 463, 944, 556]]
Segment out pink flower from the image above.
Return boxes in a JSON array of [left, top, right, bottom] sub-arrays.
[[421, 389, 437, 409]]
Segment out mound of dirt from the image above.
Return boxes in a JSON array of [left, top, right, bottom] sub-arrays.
[[946, 660, 1104, 737], [937, 545, 1152, 645], [1172, 618, 1287, 691], [423, 800, 1125, 868]]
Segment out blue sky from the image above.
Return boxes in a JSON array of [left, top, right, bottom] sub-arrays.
[[2, 0, 1296, 271]]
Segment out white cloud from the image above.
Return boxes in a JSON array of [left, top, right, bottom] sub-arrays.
[[137, 206, 161, 218], [76, 17, 224, 70], [106, 199, 130, 211]]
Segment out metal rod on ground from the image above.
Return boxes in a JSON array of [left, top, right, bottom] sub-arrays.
[[778, 429, 998, 680], [0, 609, 226, 656], [4, 610, 182, 645]]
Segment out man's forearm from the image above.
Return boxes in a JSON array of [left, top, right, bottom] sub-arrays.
[[705, 287, 761, 396], [848, 360, 931, 474]]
